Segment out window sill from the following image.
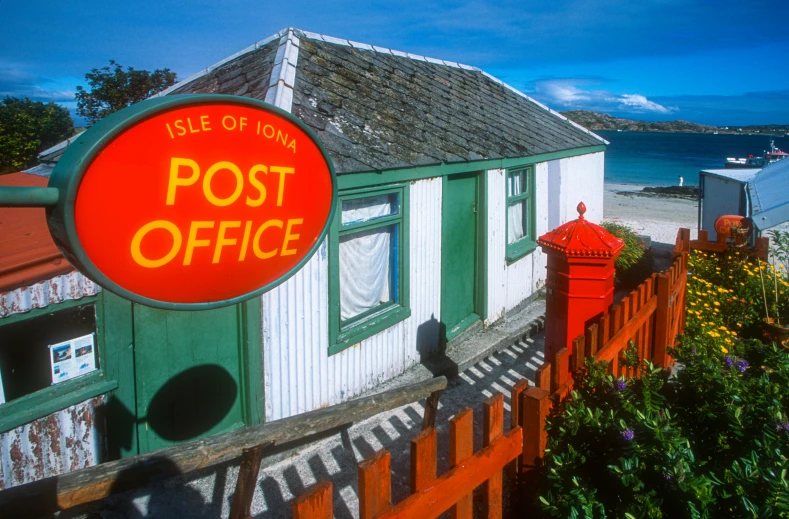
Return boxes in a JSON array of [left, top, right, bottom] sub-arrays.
[[330, 305, 411, 356], [506, 239, 538, 264], [0, 372, 118, 434]]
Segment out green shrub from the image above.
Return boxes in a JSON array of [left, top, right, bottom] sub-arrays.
[[540, 250, 789, 518], [601, 222, 649, 286]]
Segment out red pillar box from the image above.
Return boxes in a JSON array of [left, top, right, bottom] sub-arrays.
[[537, 202, 624, 367]]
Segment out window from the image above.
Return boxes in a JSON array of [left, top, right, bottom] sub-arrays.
[[0, 303, 98, 404], [506, 166, 537, 261], [329, 185, 410, 354]]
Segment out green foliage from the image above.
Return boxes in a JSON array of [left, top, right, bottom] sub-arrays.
[[541, 250, 789, 518], [0, 96, 74, 174], [768, 230, 789, 270], [541, 349, 714, 518], [75, 60, 177, 125], [601, 222, 649, 286]]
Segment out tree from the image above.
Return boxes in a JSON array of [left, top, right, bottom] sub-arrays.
[[0, 97, 74, 174], [75, 60, 177, 125]]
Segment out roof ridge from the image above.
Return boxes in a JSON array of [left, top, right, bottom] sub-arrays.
[[294, 29, 480, 71]]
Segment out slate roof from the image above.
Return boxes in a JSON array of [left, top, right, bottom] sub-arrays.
[[139, 29, 604, 175], [40, 28, 605, 175]]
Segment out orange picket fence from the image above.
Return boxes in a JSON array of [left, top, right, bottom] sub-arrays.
[[516, 228, 692, 479], [292, 393, 522, 519]]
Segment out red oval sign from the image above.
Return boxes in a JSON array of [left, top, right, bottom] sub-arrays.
[[714, 214, 749, 236], [54, 97, 335, 308]]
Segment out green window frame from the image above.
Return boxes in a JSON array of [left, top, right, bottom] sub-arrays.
[[0, 294, 116, 433], [505, 166, 537, 262], [329, 184, 410, 355]]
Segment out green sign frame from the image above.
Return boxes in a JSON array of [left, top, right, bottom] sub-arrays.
[[46, 94, 337, 311]]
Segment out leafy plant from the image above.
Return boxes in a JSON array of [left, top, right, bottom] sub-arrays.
[[540, 249, 789, 518], [601, 222, 645, 272], [0, 96, 74, 174], [75, 60, 177, 125]]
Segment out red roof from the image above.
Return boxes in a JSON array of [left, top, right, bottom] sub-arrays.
[[537, 202, 624, 257], [0, 173, 73, 292]]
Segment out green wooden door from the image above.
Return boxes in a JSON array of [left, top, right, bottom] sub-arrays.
[[132, 303, 256, 453], [441, 172, 481, 341]]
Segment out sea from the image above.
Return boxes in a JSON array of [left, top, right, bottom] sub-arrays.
[[597, 130, 789, 187]]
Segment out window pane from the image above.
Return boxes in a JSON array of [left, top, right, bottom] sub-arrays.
[[341, 193, 399, 225], [508, 201, 528, 244], [0, 304, 97, 404], [508, 172, 522, 197], [340, 224, 396, 321]]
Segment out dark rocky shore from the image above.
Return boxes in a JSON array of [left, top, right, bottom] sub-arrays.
[[616, 185, 699, 200]]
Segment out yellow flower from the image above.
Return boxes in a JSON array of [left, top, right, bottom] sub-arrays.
[[721, 346, 729, 353], [713, 301, 721, 306]]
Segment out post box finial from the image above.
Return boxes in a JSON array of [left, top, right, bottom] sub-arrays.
[[577, 201, 586, 220]]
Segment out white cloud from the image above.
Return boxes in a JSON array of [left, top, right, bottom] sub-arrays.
[[619, 94, 674, 114], [531, 78, 676, 116]]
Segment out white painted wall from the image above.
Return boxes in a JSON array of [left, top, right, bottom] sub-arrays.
[[263, 178, 442, 420], [486, 151, 605, 323]]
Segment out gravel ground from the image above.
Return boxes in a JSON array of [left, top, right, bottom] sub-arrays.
[[80, 334, 547, 519]]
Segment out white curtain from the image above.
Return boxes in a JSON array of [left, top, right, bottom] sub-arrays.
[[508, 202, 525, 244], [339, 195, 396, 320]]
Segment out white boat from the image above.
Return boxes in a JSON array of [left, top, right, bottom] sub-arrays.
[[725, 140, 788, 169]]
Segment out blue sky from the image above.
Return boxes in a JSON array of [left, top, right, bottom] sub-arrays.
[[1, 0, 787, 126]]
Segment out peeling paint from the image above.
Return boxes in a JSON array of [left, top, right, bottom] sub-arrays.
[[0, 271, 100, 318], [0, 395, 104, 489]]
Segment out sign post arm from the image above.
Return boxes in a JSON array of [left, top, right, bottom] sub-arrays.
[[0, 186, 60, 207]]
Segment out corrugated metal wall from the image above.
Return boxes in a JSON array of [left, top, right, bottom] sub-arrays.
[[263, 178, 443, 420], [0, 395, 104, 489], [0, 271, 100, 318]]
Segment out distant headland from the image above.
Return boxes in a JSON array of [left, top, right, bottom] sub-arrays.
[[561, 110, 789, 135]]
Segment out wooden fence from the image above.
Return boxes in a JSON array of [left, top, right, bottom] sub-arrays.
[[515, 228, 692, 480], [674, 226, 768, 259], [292, 393, 522, 519]]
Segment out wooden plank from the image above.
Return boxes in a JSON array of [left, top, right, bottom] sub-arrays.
[[510, 380, 528, 430], [422, 391, 441, 431], [229, 442, 271, 519], [484, 393, 504, 519], [598, 314, 611, 356], [293, 481, 333, 519], [756, 237, 769, 260], [359, 450, 392, 519], [586, 323, 599, 357], [594, 297, 658, 364], [535, 363, 551, 391], [375, 428, 523, 519], [521, 387, 550, 470], [653, 274, 671, 368], [411, 428, 437, 493], [698, 229, 709, 244], [450, 408, 473, 519], [611, 305, 623, 336], [553, 348, 570, 392], [0, 375, 448, 518], [572, 335, 586, 372]]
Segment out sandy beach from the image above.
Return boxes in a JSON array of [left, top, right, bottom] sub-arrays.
[[604, 183, 698, 245]]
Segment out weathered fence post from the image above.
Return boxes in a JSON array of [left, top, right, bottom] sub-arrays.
[[292, 481, 333, 519], [450, 408, 474, 519], [359, 450, 392, 519], [484, 394, 504, 519], [654, 273, 672, 367], [411, 428, 437, 493]]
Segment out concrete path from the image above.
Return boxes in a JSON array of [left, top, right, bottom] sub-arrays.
[[87, 306, 547, 519]]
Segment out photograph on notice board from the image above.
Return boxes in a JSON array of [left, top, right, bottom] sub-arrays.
[[49, 333, 97, 384]]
